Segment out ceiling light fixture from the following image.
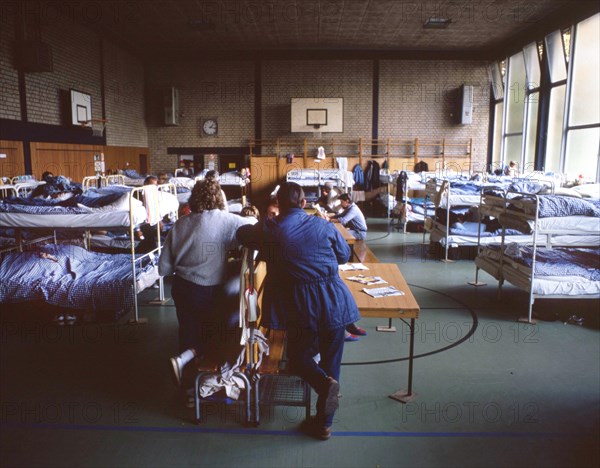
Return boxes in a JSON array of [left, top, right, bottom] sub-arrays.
[[423, 17, 452, 29]]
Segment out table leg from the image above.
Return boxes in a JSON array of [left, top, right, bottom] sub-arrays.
[[376, 317, 397, 332], [389, 318, 417, 403]]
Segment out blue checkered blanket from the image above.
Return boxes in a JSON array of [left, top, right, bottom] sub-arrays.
[[507, 246, 600, 280], [536, 196, 600, 218], [0, 244, 157, 312]]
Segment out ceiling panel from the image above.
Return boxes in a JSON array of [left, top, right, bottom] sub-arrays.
[[27, 0, 598, 58]]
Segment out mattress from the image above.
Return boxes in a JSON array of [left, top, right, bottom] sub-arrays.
[[0, 207, 147, 229], [0, 190, 178, 229], [475, 255, 600, 296], [499, 214, 600, 235], [502, 265, 600, 296]]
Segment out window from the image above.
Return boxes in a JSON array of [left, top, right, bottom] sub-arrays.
[[488, 13, 599, 181]]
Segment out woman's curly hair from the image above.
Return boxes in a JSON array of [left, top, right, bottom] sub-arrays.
[[189, 178, 225, 213]]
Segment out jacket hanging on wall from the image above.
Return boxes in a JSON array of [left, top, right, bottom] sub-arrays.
[[352, 164, 365, 190], [396, 171, 408, 202], [364, 160, 381, 192]]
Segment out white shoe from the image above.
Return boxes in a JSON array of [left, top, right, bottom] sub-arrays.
[[152, 281, 160, 289], [170, 356, 184, 387]]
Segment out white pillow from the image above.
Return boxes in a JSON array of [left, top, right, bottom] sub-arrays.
[[91, 193, 142, 213], [540, 186, 582, 198], [572, 183, 600, 199]]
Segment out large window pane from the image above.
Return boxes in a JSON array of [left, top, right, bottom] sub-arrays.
[[545, 30, 567, 82], [524, 92, 539, 171], [523, 42, 541, 89], [546, 85, 566, 172], [504, 135, 523, 166], [492, 102, 504, 170], [506, 53, 526, 134], [569, 13, 600, 126], [565, 128, 599, 180]]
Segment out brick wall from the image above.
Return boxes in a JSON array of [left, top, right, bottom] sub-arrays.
[[0, 6, 21, 120], [379, 60, 490, 169], [103, 39, 147, 147], [145, 61, 255, 172], [24, 13, 102, 126], [262, 60, 373, 140]]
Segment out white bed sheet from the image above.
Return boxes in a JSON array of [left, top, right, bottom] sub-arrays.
[[475, 255, 600, 296], [0, 207, 147, 229], [220, 171, 248, 187], [502, 266, 600, 296]]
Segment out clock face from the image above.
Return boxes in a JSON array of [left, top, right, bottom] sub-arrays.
[[202, 119, 218, 135]]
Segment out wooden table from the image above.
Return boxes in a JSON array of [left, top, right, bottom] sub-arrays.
[[334, 222, 356, 245], [340, 263, 420, 403]]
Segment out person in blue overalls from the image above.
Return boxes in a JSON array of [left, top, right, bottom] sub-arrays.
[[237, 182, 360, 440]]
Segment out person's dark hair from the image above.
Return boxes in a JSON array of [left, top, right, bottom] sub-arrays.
[[277, 182, 305, 211], [189, 178, 225, 213], [41, 171, 54, 182], [205, 170, 219, 181], [240, 205, 260, 219], [338, 193, 351, 203], [144, 175, 158, 185]]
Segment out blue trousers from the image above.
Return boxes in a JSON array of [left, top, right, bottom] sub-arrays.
[[286, 324, 346, 427]]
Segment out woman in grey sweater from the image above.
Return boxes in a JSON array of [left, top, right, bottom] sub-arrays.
[[159, 178, 256, 387]]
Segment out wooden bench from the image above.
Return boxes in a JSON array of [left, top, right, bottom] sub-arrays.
[[353, 240, 379, 263]]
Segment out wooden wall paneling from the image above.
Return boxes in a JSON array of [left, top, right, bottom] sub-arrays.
[[102, 146, 150, 175], [30, 142, 104, 182], [0, 140, 25, 179], [388, 157, 415, 173], [250, 156, 279, 202]]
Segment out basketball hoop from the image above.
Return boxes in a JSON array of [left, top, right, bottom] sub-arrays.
[[80, 119, 108, 137]]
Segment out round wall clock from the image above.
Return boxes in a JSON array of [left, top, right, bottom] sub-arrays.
[[202, 118, 218, 136]]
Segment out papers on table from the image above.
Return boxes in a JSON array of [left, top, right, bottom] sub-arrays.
[[339, 263, 369, 271], [362, 286, 405, 298], [346, 274, 387, 285]]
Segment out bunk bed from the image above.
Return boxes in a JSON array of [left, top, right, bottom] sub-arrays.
[[286, 168, 354, 202], [421, 176, 553, 261], [216, 170, 250, 210], [473, 190, 600, 323], [0, 185, 179, 322]]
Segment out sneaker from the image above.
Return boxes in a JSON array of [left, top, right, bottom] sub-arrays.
[[344, 332, 360, 342], [66, 314, 77, 325], [346, 324, 367, 336], [185, 388, 196, 409], [53, 314, 65, 325], [323, 377, 340, 417], [152, 281, 160, 289], [170, 356, 184, 387]]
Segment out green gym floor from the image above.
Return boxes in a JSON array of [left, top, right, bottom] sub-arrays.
[[1, 219, 599, 467]]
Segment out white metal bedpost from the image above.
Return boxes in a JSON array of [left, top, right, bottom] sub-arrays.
[[468, 188, 487, 286], [519, 193, 540, 324], [129, 188, 140, 323]]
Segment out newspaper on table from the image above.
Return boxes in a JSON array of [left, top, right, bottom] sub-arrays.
[[346, 274, 387, 285], [339, 263, 369, 271], [362, 286, 405, 298]]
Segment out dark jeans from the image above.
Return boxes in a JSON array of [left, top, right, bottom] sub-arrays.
[[286, 324, 346, 427], [171, 276, 223, 356]]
